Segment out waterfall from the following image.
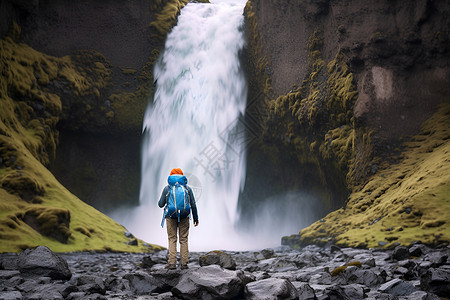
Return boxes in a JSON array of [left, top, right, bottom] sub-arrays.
[[113, 0, 256, 251]]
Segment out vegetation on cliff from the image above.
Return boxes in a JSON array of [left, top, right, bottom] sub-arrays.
[[299, 103, 450, 248], [0, 27, 163, 253], [245, 0, 449, 248]]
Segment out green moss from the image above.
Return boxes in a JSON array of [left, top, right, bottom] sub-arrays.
[[299, 104, 450, 248], [265, 30, 365, 192], [150, 0, 189, 39], [331, 261, 362, 276], [0, 31, 164, 253]]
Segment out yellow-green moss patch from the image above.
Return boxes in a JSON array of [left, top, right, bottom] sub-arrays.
[[299, 103, 450, 248], [0, 31, 163, 253]]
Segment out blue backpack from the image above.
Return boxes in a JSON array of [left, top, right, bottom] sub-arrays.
[[162, 175, 190, 226]]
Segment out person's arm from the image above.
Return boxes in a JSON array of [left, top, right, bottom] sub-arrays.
[[187, 186, 199, 226], [158, 186, 169, 208]]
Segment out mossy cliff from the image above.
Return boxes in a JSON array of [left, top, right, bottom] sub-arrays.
[[243, 0, 450, 248], [0, 0, 189, 212], [0, 0, 188, 252]]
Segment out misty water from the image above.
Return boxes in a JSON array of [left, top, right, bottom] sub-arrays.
[[112, 0, 320, 251]]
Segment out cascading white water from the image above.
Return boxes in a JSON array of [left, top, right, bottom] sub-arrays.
[[113, 0, 256, 251]]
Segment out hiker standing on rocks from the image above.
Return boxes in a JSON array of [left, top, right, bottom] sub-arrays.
[[158, 168, 199, 269]]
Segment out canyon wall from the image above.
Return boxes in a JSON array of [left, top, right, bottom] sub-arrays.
[[243, 0, 450, 248]]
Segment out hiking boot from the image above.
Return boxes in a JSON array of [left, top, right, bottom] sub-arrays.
[[180, 264, 189, 270], [165, 264, 176, 270]]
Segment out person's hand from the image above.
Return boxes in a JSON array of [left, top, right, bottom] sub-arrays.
[[194, 220, 199, 227]]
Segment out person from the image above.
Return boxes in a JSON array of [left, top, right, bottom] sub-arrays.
[[158, 168, 199, 269]]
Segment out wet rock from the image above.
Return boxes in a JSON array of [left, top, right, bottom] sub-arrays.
[[399, 290, 440, 300], [0, 270, 20, 280], [142, 256, 157, 268], [245, 278, 298, 300], [420, 267, 450, 297], [323, 283, 366, 299], [392, 246, 410, 261], [427, 252, 448, 267], [409, 244, 428, 257], [199, 250, 237, 270], [172, 265, 244, 300], [291, 281, 316, 299], [378, 278, 418, 296], [256, 249, 275, 260], [0, 291, 23, 300], [123, 271, 160, 295], [17, 246, 71, 280]]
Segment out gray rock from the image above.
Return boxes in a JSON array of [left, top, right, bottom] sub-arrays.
[[427, 252, 448, 267], [0, 291, 23, 300], [123, 271, 161, 295], [292, 281, 316, 300], [142, 256, 157, 268], [392, 246, 410, 261], [409, 244, 428, 257], [399, 290, 440, 300], [199, 251, 237, 270], [66, 292, 87, 300], [151, 268, 185, 292], [420, 267, 450, 297], [260, 249, 275, 259], [322, 284, 366, 299], [172, 265, 244, 300], [17, 246, 71, 280], [245, 278, 298, 300], [379, 278, 417, 296], [0, 270, 20, 280]]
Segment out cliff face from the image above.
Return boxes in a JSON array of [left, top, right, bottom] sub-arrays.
[[0, 0, 188, 252], [244, 0, 450, 248]]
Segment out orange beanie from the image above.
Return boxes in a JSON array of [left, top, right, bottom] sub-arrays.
[[170, 168, 183, 176]]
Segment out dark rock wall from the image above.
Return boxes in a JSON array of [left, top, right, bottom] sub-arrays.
[[248, 0, 450, 139], [1, 0, 166, 210], [241, 0, 450, 230]]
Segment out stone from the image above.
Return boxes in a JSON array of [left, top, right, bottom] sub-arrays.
[[420, 267, 450, 297], [399, 290, 440, 300], [260, 249, 275, 259], [66, 292, 87, 300], [323, 284, 366, 299], [392, 246, 410, 261], [172, 265, 244, 300], [123, 271, 161, 295], [409, 244, 427, 257], [0, 291, 23, 300], [17, 246, 71, 280], [142, 256, 157, 268], [245, 278, 298, 300], [427, 252, 448, 267], [0, 270, 20, 280], [199, 251, 237, 270], [379, 278, 418, 296], [291, 281, 316, 300]]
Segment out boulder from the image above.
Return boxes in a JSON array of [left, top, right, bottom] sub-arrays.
[[420, 268, 450, 297], [322, 284, 366, 299], [291, 281, 316, 300], [0, 291, 23, 300], [378, 278, 417, 296], [392, 246, 410, 261], [427, 252, 448, 267], [123, 271, 161, 295], [199, 250, 237, 270], [245, 278, 298, 300], [17, 246, 71, 280], [400, 291, 440, 300], [172, 265, 244, 300]]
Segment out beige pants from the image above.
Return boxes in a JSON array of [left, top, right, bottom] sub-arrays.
[[166, 217, 190, 265]]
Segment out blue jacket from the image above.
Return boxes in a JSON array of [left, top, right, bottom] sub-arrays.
[[158, 175, 199, 223]]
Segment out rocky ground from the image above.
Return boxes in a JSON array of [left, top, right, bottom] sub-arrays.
[[0, 243, 449, 299]]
